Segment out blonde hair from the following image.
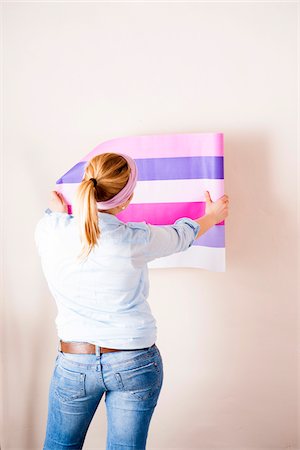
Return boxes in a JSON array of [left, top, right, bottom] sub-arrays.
[[72, 152, 131, 263]]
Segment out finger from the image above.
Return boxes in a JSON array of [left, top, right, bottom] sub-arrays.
[[50, 191, 61, 200], [52, 191, 65, 204], [204, 190, 212, 203]]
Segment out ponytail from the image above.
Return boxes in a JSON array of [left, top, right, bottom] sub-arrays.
[[73, 179, 101, 263], [72, 152, 131, 263]]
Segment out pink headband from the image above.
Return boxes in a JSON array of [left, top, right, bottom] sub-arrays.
[[95, 153, 138, 210]]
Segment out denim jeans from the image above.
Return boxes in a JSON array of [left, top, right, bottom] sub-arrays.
[[43, 343, 164, 450]]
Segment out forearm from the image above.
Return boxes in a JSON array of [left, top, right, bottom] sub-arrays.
[[194, 213, 215, 239]]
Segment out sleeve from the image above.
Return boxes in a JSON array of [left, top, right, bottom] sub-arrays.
[[34, 208, 72, 256], [143, 217, 200, 263]]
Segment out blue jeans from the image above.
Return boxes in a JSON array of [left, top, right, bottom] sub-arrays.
[[43, 343, 164, 450]]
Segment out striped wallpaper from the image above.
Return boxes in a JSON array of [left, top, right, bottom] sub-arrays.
[[56, 133, 225, 271]]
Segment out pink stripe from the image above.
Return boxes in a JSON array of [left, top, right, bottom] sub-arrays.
[[67, 201, 224, 226], [114, 202, 225, 226], [79, 133, 223, 162]]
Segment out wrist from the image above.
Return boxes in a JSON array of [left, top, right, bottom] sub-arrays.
[[193, 213, 216, 239], [205, 213, 216, 227]]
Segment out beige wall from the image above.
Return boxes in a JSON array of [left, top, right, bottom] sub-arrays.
[[1, 2, 299, 449]]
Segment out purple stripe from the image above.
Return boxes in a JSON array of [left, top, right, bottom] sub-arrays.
[[135, 156, 223, 180], [193, 225, 224, 248], [56, 162, 87, 184], [56, 156, 223, 184]]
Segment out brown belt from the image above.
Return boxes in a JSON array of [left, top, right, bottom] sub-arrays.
[[59, 340, 155, 354]]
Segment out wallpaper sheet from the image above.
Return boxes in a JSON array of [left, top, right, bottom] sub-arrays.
[[56, 133, 225, 271]]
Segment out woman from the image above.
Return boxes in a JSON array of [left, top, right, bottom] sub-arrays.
[[35, 152, 229, 450]]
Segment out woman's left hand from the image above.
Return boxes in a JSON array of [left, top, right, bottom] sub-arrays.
[[49, 191, 68, 213]]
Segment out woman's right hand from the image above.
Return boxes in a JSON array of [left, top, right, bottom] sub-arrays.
[[204, 190, 229, 224]]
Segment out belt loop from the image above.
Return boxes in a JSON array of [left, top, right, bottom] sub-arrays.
[[95, 345, 100, 357]]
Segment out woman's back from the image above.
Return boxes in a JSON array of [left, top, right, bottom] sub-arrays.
[[35, 210, 159, 349]]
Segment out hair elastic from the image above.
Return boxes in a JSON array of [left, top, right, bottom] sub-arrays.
[[89, 178, 97, 187]]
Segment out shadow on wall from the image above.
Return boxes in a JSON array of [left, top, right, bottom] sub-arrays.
[[224, 130, 294, 286], [145, 129, 296, 447]]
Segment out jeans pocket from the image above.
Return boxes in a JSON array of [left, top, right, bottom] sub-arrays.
[[115, 354, 163, 401], [54, 363, 86, 402]]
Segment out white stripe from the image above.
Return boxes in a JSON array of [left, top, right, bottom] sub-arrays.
[[57, 179, 224, 205], [132, 179, 224, 203], [147, 246, 225, 272]]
